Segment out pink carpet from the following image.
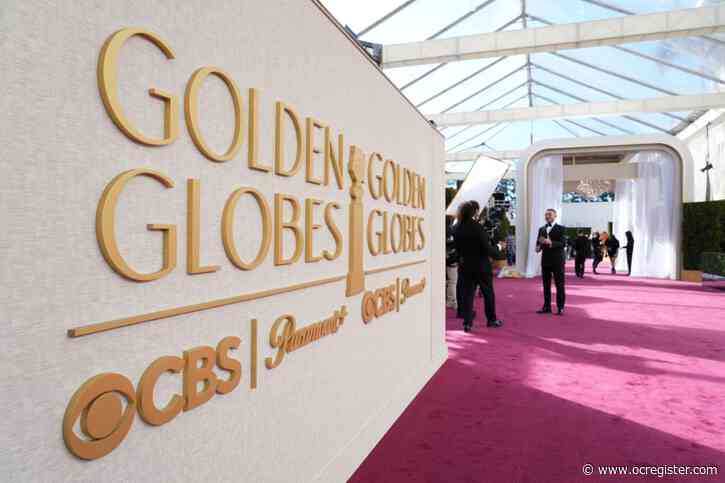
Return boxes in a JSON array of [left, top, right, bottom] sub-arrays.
[[350, 261, 725, 482]]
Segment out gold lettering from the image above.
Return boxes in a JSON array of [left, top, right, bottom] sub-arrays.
[[274, 194, 303, 265], [367, 152, 383, 200], [222, 187, 271, 270], [417, 175, 426, 209], [266, 315, 295, 369], [390, 213, 403, 253], [137, 356, 184, 426], [215, 336, 242, 395], [248, 88, 271, 172], [395, 164, 403, 204], [380, 211, 391, 254], [98, 28, 178, 146], [417, 217, 426, 250], [367, 209, 383, 256], [275, 101, 303, 177], [182, 346, 218, 411], [187, 179, 220, 275], [305, 118, 324, 185], [403, 169, 413, 206], [323, 202, 342, 261], [304, 198, 323, 263], [96, 169, 176, 282], [382, 159, 396, 202], [324, 128, 344, 189], [185, 67, 244, 162]]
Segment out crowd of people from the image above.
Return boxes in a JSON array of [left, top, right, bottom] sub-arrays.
[[576, 229, 634, 276], [446, 199, 636, 333]]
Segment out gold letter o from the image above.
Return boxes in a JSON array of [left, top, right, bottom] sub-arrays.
[[185, 67, 244, 162]]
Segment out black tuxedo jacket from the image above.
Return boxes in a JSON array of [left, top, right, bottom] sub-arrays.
[[537, 224, 567, 268], [453, 220, 494, 275]]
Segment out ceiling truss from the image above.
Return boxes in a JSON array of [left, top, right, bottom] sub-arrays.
[[352, 0, 725, 153]]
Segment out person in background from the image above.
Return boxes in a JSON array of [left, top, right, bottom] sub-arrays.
[[568, 235, 578, 261], [535, 208, 567, 315], [455, 201, 481, 316], [623, 230, 634, 275], [470, 200, 481, 221], [591, 232, 602, 274], [599, 231, 609, 261], [445, 215, 458, 309], [506, 232, 516, 266], [454, 201, 503, 332], [453, 206, 465, 318], [573, 230, 590, 278], [606, 233, 620, 274]]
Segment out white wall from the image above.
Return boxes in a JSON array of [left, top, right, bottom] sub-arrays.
[[0, 2, 446, 482], [678, 109, 725, 202], [560, 202, 613, 233]]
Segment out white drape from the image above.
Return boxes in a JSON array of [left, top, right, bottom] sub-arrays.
[[612, 150, 678, 279], [525, 154, 563, 277]]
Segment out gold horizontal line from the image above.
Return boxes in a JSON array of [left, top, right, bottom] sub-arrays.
[[67, 274, 346, 338], [364, 258, 426, 275], [67, 258, 426, 338]]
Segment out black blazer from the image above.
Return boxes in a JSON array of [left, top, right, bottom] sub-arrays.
[[606, 237, 620, 257], [453, 220, 494, 275], [574, 235, 590, 258], [537, 224, 567, 268]]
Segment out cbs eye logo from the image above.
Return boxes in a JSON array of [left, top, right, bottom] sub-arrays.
[[62, 336, 242, 460], [62, 373, 136, 460]]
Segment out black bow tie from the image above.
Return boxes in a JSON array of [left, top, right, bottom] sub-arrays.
[[546, 223, 552, 227]]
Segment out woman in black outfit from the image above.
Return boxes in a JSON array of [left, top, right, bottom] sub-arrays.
[[623, 230, 634, 275], [453, 201, 503, 332], [606, 234, 620, 274]]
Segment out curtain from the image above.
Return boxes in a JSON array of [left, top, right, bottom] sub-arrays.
[[525, 154, 563, 277], [612, 150, 678, 279], [613, 179, 633, 273]]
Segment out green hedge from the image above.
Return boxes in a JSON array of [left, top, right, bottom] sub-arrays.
[[702, 252, 725, 277], [682, 200, 725, 270]]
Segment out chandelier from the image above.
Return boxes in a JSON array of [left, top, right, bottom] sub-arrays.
[[576, 177, 611, 198]]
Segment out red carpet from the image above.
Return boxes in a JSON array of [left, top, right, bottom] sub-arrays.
[[350, 262, 725, 482]]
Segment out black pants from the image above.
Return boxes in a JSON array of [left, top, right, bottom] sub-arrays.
[[456, 267, 464, 314], [575, 255, 586, 278], [592, 253, 602, 271], [461, 270, 497, 325], [626, 249, 633, 274], [542, 264, 565, 310]]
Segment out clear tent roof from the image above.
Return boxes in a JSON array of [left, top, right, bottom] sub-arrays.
[[320, 0, 725, 169]]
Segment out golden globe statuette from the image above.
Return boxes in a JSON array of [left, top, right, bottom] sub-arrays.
[[346, 146, 365, 296]]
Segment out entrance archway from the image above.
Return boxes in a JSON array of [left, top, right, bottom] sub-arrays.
[[515, 135, 695, 280]]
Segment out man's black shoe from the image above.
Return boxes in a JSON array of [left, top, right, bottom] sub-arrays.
[[555, 308, 564, 316], [487, 320, 503, 328], [536, 307, 552, 314]]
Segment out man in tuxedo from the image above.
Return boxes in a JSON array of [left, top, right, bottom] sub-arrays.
[[536, 208, 566, 315]]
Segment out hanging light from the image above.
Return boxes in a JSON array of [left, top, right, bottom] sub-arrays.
[[576, 177, 611, 198]]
